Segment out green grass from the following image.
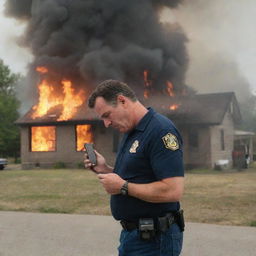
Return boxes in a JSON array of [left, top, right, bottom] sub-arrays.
[[0, 167, 256, 226], [0, 169, 110, 215]]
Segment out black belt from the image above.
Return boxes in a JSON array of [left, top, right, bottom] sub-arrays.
[[120, 211, 178, 232], [120, 220, 138, 231]]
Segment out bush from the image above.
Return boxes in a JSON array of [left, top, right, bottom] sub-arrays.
[[250, 221, 256, 227], [77, 162, 85, 169], [53, 162, 66, 169]]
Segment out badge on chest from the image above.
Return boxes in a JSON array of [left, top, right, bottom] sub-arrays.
[[129, 140, 139, 153]]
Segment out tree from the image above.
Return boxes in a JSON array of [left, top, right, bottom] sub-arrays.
[[0, 59, 20, 159]]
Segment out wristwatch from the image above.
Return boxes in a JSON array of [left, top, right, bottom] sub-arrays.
[[120, 181, 129, 196]]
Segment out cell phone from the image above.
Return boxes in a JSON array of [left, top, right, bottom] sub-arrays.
[[84, 143, 97, 166]]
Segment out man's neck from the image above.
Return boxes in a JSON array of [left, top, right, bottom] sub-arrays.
[[132, 102, 148, 126]]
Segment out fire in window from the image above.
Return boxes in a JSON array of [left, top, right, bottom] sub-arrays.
[[31, 126, 56, 152], [76, 125, 93, 151]]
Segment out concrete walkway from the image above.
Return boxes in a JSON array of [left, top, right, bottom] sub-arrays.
[[0, 211, 255, 256]]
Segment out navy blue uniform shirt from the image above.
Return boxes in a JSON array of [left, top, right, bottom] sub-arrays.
[[111, 108, 184, 221]]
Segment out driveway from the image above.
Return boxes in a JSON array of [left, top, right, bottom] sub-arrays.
[[0, 211, 255, 256]]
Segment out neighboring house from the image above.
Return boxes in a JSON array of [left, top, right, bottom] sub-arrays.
[[16, 92, 251, 170], [164, 92, 243, 169]]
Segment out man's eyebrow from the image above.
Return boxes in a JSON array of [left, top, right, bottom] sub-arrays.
[[101, 111, 111, 119]]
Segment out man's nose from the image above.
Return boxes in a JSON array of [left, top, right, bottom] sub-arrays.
[[104, 119, 112, 128]]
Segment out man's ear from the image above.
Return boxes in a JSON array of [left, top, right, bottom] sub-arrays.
[[117, 95, 126, 105]]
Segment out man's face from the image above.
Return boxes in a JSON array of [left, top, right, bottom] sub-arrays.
[[94, 96, 133, 133]]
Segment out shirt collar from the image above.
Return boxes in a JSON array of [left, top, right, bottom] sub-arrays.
[[134, 107, 155, 132]]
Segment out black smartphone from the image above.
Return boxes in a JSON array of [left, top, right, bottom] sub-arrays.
[[84, 143, 97, 166]]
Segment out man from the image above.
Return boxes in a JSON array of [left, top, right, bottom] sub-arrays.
[[84, 79, 184, 256]]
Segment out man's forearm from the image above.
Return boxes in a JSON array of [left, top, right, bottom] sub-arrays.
[[127, 177, 184, 203]]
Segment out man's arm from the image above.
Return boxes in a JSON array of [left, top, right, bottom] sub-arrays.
[[128, 177, 184, 203], [97, 173, 184, 203]]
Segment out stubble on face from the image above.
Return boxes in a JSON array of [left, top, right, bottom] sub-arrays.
[[94, 97, 132, 133]]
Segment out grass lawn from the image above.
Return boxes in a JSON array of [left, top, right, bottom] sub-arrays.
[[0, 166, 255, 227]]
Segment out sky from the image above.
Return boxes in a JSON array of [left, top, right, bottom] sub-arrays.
[[0, 0, 32, 74], [1, 0, 256, 99]]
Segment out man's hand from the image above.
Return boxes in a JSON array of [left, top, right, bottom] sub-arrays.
[[84, 150, 113, 173], [97, 173, 125, 195]]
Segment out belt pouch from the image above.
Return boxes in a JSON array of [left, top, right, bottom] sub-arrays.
[[138, 218, 156, 241]]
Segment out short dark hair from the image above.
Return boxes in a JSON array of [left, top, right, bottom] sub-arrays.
[[88, 80, 137, 108]]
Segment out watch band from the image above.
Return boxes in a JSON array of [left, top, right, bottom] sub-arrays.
[[120, 181, 129, 196]]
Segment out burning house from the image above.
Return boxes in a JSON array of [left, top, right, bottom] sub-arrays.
[[7, 0, 252, 169]]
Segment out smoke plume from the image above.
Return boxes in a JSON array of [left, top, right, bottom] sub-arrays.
[[5, 0, 188, 100], [172, 0, 253, 101]]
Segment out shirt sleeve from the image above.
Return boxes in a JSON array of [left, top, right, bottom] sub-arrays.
[[148, 127, 184, 180]]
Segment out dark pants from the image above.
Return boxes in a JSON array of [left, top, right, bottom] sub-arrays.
[[118, 223, 183, 256]]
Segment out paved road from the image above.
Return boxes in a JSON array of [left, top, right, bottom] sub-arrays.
[[0, 211, 255, 256]]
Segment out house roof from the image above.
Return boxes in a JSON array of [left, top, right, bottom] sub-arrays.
[[145, 91, 242, 125], [16, 91, 242, 126], [15, 103, 99, 126]]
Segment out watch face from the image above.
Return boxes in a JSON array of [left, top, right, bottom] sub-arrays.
[[121, 187, 127, 196], [121, 182, 128, 196]]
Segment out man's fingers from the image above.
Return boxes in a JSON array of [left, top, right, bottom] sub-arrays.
[[98, 173, 107, 179]]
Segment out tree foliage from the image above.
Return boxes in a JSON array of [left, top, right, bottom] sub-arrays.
[[0, 59, 20, 158]]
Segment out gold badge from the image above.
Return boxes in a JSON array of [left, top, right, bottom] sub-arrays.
[[162, 133, 179, 151], [129, 140, 139, 153]]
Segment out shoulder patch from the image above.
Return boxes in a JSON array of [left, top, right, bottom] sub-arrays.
[[162, 133, 179, 151]]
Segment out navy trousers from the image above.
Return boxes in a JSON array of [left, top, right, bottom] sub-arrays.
[[118, 223, 183, 256]]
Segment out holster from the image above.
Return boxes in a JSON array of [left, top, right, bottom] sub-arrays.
[[175, 209, 185, 232], [158, 210, 185, 233]]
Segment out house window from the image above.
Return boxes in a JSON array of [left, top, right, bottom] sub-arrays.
[[31, 126, 56, 152], [220, 129, 225, 150], [76, 125, 93, 151], [188, 129, 199, 148]]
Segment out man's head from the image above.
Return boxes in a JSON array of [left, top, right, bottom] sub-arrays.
[[88, 80, 137, 108], [88, 80, 141, 133]]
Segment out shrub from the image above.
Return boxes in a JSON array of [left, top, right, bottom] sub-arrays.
[[53, 162, 66, 169]]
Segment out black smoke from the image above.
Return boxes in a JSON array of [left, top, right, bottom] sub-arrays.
[[5, 0, 188, 98]]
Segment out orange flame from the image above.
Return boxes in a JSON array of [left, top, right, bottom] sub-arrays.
[[32, 80, 60, 118], [32, 67, 86, 121], [143, 70, 152, 99], [76, 125, 93, 151], [57, 80, 85, 121], [169, 104, 179, 110], [166, 81, 175, 97], [36, 66, 48, 74], [31, 126, 56, 151]]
